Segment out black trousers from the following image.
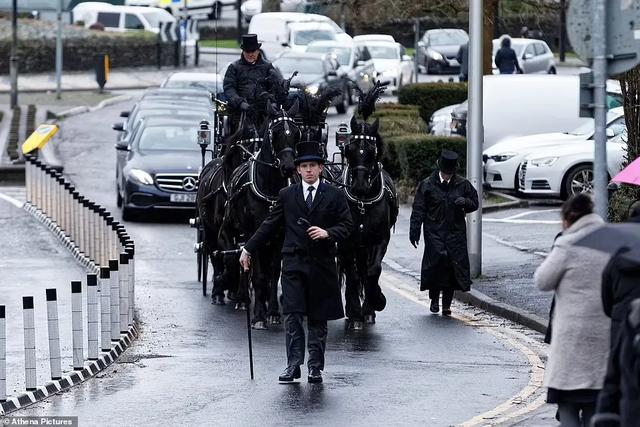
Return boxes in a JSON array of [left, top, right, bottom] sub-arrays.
[[284, 313, 327, 370], [429, 289, 454, 308]]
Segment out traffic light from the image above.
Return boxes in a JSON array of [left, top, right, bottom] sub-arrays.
[[95, 53, 110, 92], [579, 71, 595, 118]]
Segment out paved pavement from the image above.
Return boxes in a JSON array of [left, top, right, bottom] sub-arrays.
[[0, 190, 86, 397]]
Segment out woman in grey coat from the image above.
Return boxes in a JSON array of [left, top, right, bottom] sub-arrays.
[[534, 194, 611, 427]]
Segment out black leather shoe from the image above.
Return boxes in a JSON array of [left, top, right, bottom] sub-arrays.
[[442, 307, 452, 316], [430, 299, 439, 313], [308, 368, 323, 383], [278, 365, 301, 383]]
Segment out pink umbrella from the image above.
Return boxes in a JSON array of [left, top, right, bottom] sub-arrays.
[[612, 156, 640, 186]]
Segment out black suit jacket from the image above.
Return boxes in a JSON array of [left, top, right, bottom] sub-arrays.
[[245, 181, 353, 320]]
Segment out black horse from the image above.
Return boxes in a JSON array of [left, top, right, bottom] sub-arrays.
[[219, 98, 301, 329], [196, 114, 263, 304], [338, 82, 399, 330]]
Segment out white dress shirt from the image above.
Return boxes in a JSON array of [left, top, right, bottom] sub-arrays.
[[439, 172, 451, 184], [302, 179, 320, 204]]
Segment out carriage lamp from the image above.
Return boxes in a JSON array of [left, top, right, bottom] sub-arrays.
[[335, 122, 351, 148], [197, 120, 211, 147]]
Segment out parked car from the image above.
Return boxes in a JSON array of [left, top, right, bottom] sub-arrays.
[[114, 101, 213, 144], [248, 12, 350, 60], [483, 107, 625, 191], [160, 72, 225, 100], [286, 22, 337, 53], [72, 3, 174, 33], [428, 103, 458, 136], [241, 0, 307, 23], [416, 28, 469, 74], [447, 75, 623, 148], [305, 40, 376, 101], [518, 130, 627, 199], [492, 37, 556, 74], [115, 116, 206, 220], [353, 39, 413, 91], [273, 51, 349, 114]]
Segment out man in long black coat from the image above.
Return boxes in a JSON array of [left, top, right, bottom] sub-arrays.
[[409, 150, 479, 316], [223, 34, 281, 131], [240, 140, 353, 384]]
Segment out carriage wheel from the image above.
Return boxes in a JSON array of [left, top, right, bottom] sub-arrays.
[[201, 231, 209, 296]]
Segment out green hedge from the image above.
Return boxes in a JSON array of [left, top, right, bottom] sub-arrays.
[[381, 133, 467, 187], [398, 82, 467, 124], [0, 32, 175, 73], [372, 104, 425, 138]]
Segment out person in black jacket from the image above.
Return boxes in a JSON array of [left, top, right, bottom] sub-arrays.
[[409, 150, 479, 316], [239, 140, 353, 384], [223, 34, 282, 131], [494, 36, 523, 74]]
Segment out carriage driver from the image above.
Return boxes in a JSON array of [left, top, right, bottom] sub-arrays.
[[239, 140, 353, 384], [223, 34, 282, 132]]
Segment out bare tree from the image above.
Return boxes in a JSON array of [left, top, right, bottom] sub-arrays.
[[483, 0, 499, 75], [263, 0, 281, 12], [610, 66, 640, 221]]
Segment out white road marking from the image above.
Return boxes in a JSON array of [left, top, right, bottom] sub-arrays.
[[484, 218, 561, 225], [500, 208, 560, 221], [0, 190, 24, 208]]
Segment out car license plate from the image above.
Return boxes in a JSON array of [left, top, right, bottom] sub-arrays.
[[170, 193, 196, 203]]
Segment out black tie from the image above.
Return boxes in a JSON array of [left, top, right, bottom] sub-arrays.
[[306, 186, 314, 208]]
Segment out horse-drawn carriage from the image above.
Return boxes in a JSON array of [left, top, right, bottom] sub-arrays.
[[190, 79, 399, 331]]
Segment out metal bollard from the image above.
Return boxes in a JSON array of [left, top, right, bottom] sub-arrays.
[[23, 296, 36, 391], [87, 274, 99, 360], [111, 221, 120, 261], [109, 259, 120, 342], [87, 202, 96, 263], [97, 207, 106, 266], [0, 305, 5, 402], [46, 289, 62, 380], [99, 267, 111, 352], [119, 253, 130, 332], [105, 216, 114, 267], [78, 197, 86, 255], [63, 182, 72, 236], [71, 281, 84, 371], [25, 156, 32, 205], [126, 245, 135, 323], [71, 192, 80, 248], [55, 176, 64, 226]]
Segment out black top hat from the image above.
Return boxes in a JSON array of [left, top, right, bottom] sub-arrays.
[[295, 141, 324, 165], [241, 34, 262, 52], [439, 149, 459, 174]]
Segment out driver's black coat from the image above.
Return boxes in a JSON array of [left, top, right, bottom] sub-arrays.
[[244, 181, 353, 320], [223, 55, 280, 111]]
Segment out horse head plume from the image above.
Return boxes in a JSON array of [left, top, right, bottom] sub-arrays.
[[356, 80, 387, 122]]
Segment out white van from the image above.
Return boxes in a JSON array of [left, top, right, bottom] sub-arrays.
[[72, 3, 174, 34], [248, 12, 351, 60]]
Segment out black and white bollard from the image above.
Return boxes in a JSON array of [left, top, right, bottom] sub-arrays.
[[126, 245, 135, 324], [119, 253, 130, 332], [46, 289, 62, 380], [71, 281, 84, 370], [99, 267, 112, 352], [87, 274, 99, 360], [109, 259, 120, 342], [0, 305, 6, 402], [23, 296, 36, 391]]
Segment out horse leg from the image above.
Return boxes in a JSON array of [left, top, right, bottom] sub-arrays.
[[363, 243, 388, 324], [342, 253, 364, 331], [211, 254, 226, 305], [250, 253, 269, 330], [267, 250, 282, 325]]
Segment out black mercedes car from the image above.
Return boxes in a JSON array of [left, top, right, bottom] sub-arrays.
[[115, 116, 207, 220]]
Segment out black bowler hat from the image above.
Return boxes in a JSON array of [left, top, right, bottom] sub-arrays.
[[295, 141, 324, 165], [439, 149, 458, 174], [241, 34, 262, 52]]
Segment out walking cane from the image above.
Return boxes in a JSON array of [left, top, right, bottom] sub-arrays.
[[243, 267, 255, 380]]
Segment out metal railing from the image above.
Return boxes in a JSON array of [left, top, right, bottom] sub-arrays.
[[0, 155, 137, 408]]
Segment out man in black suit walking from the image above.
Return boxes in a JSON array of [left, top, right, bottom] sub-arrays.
[[239, 140, 353, 384]]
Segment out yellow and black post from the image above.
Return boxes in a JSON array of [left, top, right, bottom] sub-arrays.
[[95, 53, 110, 93]]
